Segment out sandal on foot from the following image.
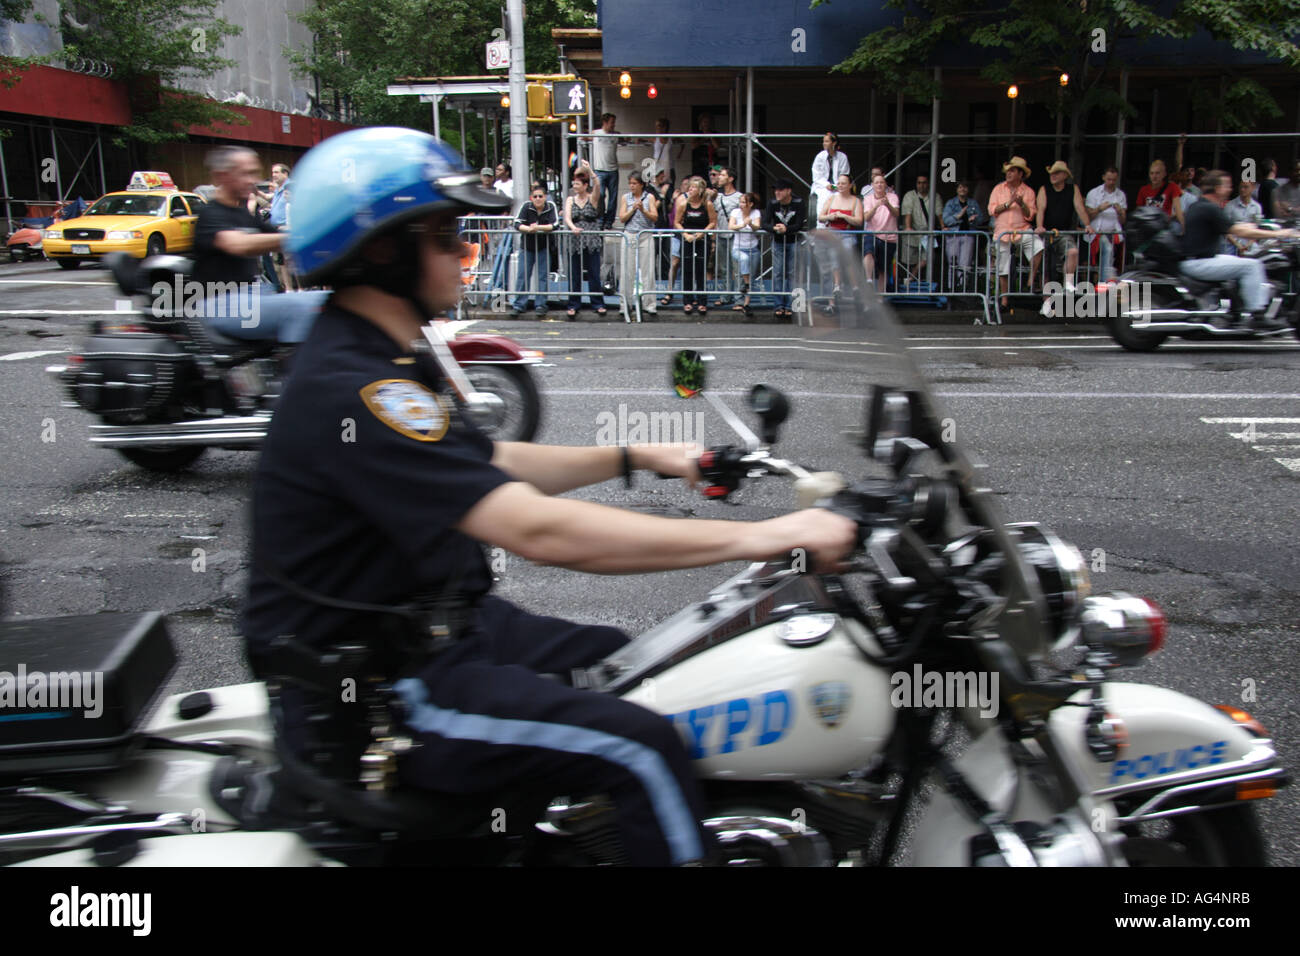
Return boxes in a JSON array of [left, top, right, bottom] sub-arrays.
[[683, 304, 695, 314]]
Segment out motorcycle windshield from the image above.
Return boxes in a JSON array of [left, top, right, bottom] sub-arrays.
[[784, 232, 1054, 664]]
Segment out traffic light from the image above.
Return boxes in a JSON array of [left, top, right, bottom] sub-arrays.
[[526, 83, 551, 120]]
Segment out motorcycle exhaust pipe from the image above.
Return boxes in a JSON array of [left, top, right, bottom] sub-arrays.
[[1124, 318, 1293, 336], [88, 415, 270, 449]]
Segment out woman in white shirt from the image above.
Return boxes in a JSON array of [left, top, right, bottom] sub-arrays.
[[728, 192, 763, 315]]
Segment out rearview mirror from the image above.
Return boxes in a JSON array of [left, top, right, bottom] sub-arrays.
[[865, 387, 912, 461], [671, 350, 711, 398], [747, 384, 790, 445]]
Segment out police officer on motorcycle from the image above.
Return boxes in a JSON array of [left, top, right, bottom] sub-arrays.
[[240, 127, 857, 866], [1181, 169, 1299, 330]]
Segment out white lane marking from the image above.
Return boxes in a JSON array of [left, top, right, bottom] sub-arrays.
[[0, 279, 115, 285], [505, 341, 1300, 353], [0, 349, 69, 361], [0, 309, 130, 315], [1200, 416, 1300, 475], [546, 389, 1300, 400], [438, 319, 481, 336]]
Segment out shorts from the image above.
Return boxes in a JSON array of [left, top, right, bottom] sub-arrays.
[[995, 233, 1045, 276], [1047, 234, 1077, 260]]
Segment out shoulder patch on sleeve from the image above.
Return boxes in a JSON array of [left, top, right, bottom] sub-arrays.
[[359, 379, 451, 442]]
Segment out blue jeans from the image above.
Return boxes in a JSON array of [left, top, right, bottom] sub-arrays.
[[1097, 234, 1120, 282], [201, 280, 328, 344], [1180, 255, 1270, 312], [596, 169, 617, 227], [772, 240, 797, 306], [512, 246, 550, 311]]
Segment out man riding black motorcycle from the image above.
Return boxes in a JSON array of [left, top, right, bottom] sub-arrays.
[[1181, 169, 1299, 330], [241, 127, 856, 866]]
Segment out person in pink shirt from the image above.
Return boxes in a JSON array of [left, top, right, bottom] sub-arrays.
[[861, 173, 900, 287], [988, 156, 1043, 305]]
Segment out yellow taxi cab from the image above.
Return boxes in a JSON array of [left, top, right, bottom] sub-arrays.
[[43, 172, 207, 270]]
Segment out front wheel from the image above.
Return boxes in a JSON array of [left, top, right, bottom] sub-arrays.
[[1120, 804, 1267, 866], [462, 364, 541, 443], [146, 234, 166, 257], [118, 445, 207, 472]]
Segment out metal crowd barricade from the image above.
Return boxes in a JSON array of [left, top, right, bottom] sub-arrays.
[[801, 228, 996, 324], [453, 221, 634, 322], [625, 228, 814, 322], [991, 228, 1129, 323], [457, 215, 516, 309]]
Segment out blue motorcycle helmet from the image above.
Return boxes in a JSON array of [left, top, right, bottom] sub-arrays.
[[287, 127, 511, 293]]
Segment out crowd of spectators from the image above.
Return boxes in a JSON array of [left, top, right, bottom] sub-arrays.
[[480, 124, 1297, 316]]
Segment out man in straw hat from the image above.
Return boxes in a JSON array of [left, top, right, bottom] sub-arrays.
[[988, 156, 1043, 306], [1036, 160, 1092, 298]]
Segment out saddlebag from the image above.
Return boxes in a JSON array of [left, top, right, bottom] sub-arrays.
[[63, 332, 192, 423], [0, 612, 177, 779]]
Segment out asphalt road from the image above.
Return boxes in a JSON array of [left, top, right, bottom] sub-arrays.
[[2, 256, 1297, 865]]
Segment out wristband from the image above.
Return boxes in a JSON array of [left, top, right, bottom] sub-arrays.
[[621, 445, 633, 488]]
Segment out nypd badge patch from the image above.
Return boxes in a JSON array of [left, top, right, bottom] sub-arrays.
[[359, 379, 450, 442], [809, 681, 852, 729]]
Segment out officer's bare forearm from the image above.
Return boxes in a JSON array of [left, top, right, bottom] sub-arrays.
[[492, 442, 625, 494], [459, 482, 773, 573], [213, 230, 283, 257]]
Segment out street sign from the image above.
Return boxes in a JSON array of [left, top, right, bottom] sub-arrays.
[[486, 40, 509, 70], [551, 80, 589, 116]]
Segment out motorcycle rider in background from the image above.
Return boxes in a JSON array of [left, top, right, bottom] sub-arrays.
[[1180, 169, 1298, 330], [242, 127, 857, 866], [193, 146, 329, 343]]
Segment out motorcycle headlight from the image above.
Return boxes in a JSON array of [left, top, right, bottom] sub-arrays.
[[1007, 522, 1090, 653], [44, 230, 61, 240]]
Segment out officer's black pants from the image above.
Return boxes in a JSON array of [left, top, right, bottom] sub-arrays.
[[393, 595, 712, 865]]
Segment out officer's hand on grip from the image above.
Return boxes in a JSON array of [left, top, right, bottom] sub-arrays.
[[747, 509, 858, 574]]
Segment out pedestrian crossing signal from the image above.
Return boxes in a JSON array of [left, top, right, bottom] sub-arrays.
[[552, 80, 589, 117]]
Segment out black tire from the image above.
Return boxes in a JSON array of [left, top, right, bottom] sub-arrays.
[[1107, 315, 1168, 352], [56, 258, 81, 270], [118, 445, 207, 472], [8, 249, 17, 263], [462, 364, 541, 443], [146, 234, 166, 257], [1121, 804, 1267, 866]]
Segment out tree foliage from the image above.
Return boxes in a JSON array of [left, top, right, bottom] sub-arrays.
[[55, 0, 245, 144], [287, 0, 596, 155], [813, 0, 1300, 165]]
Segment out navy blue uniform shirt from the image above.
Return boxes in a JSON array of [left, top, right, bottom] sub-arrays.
[[241, 303, 513, 656]]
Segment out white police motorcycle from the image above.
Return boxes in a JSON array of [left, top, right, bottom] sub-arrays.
[[0, 237, 1286, 866]]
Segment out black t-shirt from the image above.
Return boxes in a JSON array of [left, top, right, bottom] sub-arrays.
[[241, 304, 513, 657], [1182, 198, 1232, 260], [1259, 179, 1279, 218], [194, 198, 278, 289]]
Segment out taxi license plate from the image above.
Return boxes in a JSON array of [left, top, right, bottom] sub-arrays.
[[71, 244, 90, 255]]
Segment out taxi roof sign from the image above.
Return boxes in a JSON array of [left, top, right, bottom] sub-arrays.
[[126, 171, 176, 191]]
